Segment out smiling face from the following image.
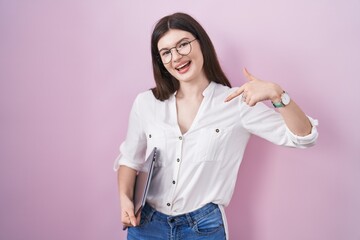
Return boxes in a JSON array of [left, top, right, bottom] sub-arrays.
[[157, 29, 207, 85]]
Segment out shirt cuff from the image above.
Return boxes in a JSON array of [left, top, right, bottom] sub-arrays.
[[113, 153, 122, 171], [286, 116, 319, 147], [113, 153, 143, 172]]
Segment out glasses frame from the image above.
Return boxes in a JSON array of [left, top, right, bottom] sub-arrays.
[[158, 39, 198, 64]]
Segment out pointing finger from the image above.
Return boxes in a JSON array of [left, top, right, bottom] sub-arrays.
[[224, 85, 245, 102]]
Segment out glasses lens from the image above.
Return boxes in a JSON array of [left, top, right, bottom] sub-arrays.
[[177, 41, 191, 56], [159, 50, 171, 64]]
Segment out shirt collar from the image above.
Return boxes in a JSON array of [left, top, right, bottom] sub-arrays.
[[172, 81, 216, 97], [202, 81, 216, 97]]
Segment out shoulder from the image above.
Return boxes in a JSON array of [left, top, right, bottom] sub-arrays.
[[133, 89, 162, 106], [133, 89, 166, 115], [135, 90, 156, 101]]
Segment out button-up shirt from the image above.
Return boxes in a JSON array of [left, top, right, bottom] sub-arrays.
[[114, 81, 318, 235]]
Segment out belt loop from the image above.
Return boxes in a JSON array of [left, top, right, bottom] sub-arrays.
[[185, 213, 195, 228], [144, 203, 156, 222]]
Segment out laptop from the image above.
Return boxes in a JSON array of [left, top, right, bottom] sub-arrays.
[[133, 147, 158, 216]]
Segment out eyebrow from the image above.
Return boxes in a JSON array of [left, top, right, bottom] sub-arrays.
[[158, 37, 190, 52]]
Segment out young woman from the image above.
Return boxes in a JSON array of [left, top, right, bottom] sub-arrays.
[[114, 12, 318, 240]]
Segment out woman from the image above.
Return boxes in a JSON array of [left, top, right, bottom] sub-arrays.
[[114, 12, 318, 240]]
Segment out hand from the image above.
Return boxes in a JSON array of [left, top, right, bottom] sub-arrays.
[[120, 196, 141, 229], [224, 68, 283, 106]]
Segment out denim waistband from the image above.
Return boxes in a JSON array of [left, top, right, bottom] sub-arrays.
[[141, 202, 220, 227]]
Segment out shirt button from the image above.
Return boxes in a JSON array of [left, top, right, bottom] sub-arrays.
[[177, 158, 180, 162], [149, 134, 152, 138], [167, 203, 171, 206], [179, 136, 182, 140], [172, 180, 176, 184], [215, 129, 220, 133]]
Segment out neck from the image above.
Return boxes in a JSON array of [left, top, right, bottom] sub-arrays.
[[176, 79, 210, 99]]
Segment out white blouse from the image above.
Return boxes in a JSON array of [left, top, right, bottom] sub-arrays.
[[114, 81, 318, 237]]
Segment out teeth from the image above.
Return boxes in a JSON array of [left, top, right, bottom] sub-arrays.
[[176, 62, 189, 70]]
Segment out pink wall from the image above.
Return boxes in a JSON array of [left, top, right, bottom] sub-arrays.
[[0, 1, 359, 239]]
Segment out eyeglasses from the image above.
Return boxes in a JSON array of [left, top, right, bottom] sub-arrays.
[[159, 39, 197, 64]]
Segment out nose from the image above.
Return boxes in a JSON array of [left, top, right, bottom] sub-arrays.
[[171, 49, 182, 62]]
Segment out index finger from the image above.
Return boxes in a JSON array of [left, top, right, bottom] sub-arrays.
[[224, 85, 245, 102]]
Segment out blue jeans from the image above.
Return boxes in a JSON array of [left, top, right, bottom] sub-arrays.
[[127, 202, 226, 240]]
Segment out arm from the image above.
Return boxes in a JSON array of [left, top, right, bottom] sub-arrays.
[[275, 99, 312, 136], [117, 165, 140, 228], [225, 68, 312, 136], [114, 94, 147, 228]]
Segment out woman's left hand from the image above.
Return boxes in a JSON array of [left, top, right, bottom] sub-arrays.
[[225, 68, 283, 106]]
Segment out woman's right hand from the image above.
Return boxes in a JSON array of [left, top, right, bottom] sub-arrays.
[[120, 195, 140, 229], [118, 165, 140, 229]]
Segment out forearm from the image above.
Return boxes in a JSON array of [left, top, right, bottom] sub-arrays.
[[117, 165, 137, 202], [276, 100, 312, 136], [117, 165, 139, 227], [268, 83, 312, 136]]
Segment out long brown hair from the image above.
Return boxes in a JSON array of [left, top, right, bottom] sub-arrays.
[[151, 12, 231, 101]]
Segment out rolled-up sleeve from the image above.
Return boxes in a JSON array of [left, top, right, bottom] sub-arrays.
[[239, 101, 319, 148], [284, 116, 318, 147], [113, 95, 147, 171]]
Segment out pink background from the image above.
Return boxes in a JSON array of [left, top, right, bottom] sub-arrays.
[[0, 0, 359, 239]]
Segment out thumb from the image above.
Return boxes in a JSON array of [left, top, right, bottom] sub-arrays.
[[243, 67, 255, 81], [136, 212, 142, 225], [128, 211, 137, 227]]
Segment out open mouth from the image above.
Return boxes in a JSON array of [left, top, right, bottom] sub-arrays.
[[175, 61, 191, 72]]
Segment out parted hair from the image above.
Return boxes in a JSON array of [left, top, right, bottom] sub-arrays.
[[151, 12, 231, 101]]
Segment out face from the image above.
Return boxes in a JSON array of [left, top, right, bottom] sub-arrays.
[[157, 29, 206, 84]]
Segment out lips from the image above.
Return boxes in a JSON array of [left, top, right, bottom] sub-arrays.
[[175, 61, 191, 73]]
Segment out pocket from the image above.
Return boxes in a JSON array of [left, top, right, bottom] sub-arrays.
[[192, 207, 224, 235], [195, 126, 232, 162], [136, 203, 155, 227], [146, 127, 167, 167]]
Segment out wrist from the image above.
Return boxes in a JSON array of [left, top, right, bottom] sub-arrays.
[[272, 91, 291, 108], [120, 191, 133, 202], [269, 83, 283, 102]]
